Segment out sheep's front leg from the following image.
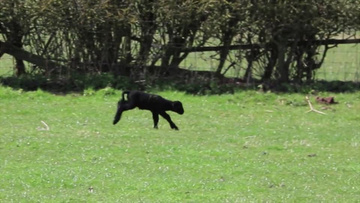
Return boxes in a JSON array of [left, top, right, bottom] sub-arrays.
[[152, 112, 159, 129], [160, 112, 178, 130]]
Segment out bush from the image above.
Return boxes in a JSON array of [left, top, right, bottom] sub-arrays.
[[0, 73, 137, 93]]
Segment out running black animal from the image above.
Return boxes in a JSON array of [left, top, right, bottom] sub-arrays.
[[113, 91, 184, 130]]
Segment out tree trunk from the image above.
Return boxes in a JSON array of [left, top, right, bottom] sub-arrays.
[[262, 44, 278, 81], [215, 15, 237, 77], [275, 44, 289, 83], [215, 44, 231, 77], [243, 49, 256, 83], [8, 20, 26, 76], [137, 0, 157, 67], [15, 58, 26, 76]]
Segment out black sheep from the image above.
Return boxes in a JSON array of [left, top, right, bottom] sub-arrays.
[[113, 91, 184, 130]]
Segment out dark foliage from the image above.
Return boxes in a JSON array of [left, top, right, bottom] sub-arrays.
[[0, 74, 138, 93], [1, 73, 359, 95]]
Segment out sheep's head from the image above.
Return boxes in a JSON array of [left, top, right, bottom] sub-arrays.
[[173, 101, 184, 115]]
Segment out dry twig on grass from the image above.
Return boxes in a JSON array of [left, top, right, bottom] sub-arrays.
[[305, 96, 326, 115], [37, 120, 50, 131]]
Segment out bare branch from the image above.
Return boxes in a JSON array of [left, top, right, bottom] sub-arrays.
[[305, 96, 326, 115]]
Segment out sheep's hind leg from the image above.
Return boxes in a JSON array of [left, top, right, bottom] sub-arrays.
[[113, 101, 135, 125]]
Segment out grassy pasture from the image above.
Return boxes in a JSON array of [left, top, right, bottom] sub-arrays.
[[0, 54, 14, 76], [1, 86, 360, 202], [317, 44, 360, 82]]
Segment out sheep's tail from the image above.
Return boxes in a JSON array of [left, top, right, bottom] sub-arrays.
[[122, 91, 130, 101]]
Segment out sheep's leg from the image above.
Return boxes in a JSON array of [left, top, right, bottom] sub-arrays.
[[159, 112, 178, 130], [152, 112, 159, 129], [113, 101, 136, 125]]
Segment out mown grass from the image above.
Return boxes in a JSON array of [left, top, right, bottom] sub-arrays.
[[0, 54, 14, 77], [1, 86, 360, 202]]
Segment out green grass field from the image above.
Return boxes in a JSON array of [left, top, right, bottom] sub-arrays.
[[317, 44, 360, 82], [0, 54, 14, 76], [1, 41, 360, 201], [1, 86, 360, 202]]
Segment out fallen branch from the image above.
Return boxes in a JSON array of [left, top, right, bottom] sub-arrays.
[[37, 120, 50, 131], [305, 96, 326, 115], [0, 40, 65, 71]]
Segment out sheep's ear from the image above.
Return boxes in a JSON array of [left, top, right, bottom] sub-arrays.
[[173, 101, 180, 107], [173, 101, 182, 108]]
